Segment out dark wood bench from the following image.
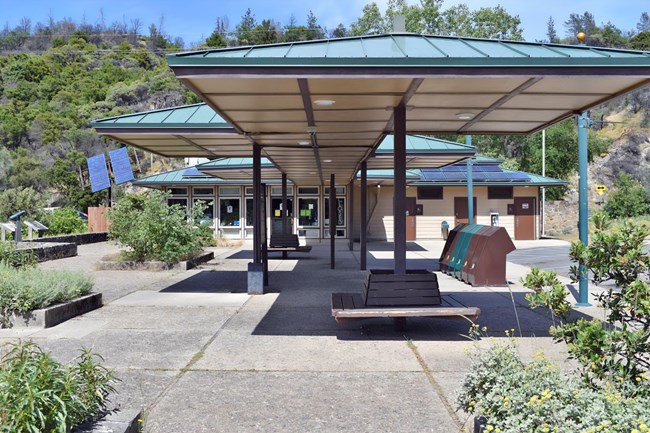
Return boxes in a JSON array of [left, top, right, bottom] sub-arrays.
[[331, 270, 480, 330], [268, 233, 312, 255]]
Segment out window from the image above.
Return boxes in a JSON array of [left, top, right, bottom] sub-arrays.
[[417, 186, 443, 200], [298, 198, 318, 227], [245, 198, 254, 226], [324, 186, 346, 196], [298, 186, 319, 195], [193, 198, 215, 224], [324, 197, 345, 226], [219, 198, 240, 226], [219, 186, 240, 196], [168, 198, 188, 212], [193, 187, 214, 196], [270, 186, 294, 196], [244, 187, 254, 196], [168, 187, 187, 196], [488, 186, 513, 200]]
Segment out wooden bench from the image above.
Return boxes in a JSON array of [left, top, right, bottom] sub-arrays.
[[331, 270, 480, 330], [268, 233, 312, 255]]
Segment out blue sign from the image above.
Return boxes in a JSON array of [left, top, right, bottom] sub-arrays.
[[87, 154, 110, 192], [109, 147, 135, 185]]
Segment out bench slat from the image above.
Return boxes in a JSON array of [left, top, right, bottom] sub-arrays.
[[367, 288, 441, 299], [367, 281, 440, 291], [366, 296, 441, 307], [331, 293, 344, 311], [334, 306, 480, 319], [368, 274, 439, 283]]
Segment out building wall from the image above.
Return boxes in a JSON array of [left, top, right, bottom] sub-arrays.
[[351, 184, 540, 241]]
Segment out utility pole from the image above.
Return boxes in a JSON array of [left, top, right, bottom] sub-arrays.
[[541, 129, 546, 238]]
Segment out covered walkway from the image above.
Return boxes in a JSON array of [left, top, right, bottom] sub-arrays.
[[1, 240, 597, 432]]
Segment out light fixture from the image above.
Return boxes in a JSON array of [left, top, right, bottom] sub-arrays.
[[456, 112, 475, 120], [314, 99, 335, 107], [323, 159, 332, 163], [298, 140, 310, 146]]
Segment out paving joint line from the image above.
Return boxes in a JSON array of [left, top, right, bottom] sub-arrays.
[[144, 294, 255, 414], [406, 339, 465, 432]]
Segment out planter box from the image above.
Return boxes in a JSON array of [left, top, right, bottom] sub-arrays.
[[7, 293, 102, 328], [16, 241, 77, 262], [74, 409, 142, 433], [97, 251, 214, 271], [33, 232, 108, 245]]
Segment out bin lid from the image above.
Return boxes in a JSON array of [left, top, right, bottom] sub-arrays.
[[441, 220, 449, 228]]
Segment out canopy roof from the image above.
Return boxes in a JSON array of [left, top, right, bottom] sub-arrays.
[[95, 33, 650, 186]]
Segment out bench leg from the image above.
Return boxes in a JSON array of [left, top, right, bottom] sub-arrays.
[[282, 251, 288, 260], [393, 317, 407, 332]]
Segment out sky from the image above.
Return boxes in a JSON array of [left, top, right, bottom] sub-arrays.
[[0, 0, 648, 46]]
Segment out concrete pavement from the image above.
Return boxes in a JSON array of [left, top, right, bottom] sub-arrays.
[[0, 239, 603, 432]]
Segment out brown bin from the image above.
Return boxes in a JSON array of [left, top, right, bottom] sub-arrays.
[[460, 226, 495, 283], [439, 224, 466, 274], [466, 226, 515, 287]]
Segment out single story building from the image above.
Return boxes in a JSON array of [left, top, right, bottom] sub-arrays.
[[133, 135, 565, 241]]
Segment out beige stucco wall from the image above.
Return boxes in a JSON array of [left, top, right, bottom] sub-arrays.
[[351, 185, 540, 241]]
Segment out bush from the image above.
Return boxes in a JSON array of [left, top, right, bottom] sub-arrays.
[[604, 173, 649, 219], [0, 242, 37, 268], [107, 190, 212, 263], [458, 339, 650, 433], [0, 262, 93, 325], [47, 207, 87, 235], [0, 340, 116, 432]]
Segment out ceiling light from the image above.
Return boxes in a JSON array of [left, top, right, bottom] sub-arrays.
[[456, 112, 475, 120], [323, 159, 332, 163], [314, 99, 336, 107], [298, 140, 310, 146]]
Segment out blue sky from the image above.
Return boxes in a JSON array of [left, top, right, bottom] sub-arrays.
[[0, 0, 647, 46]]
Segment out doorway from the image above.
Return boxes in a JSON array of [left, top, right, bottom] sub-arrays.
[[454, 197, 477, 226], [514, 197, 536, 240]]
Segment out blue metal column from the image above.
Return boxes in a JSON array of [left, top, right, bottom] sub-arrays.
[[577, 112, 592, 306], [466, 135, 474, 224]]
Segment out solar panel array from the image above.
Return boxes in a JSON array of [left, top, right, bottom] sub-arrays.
[[182, 167, 210, 178], [420, 164, 530, 182]]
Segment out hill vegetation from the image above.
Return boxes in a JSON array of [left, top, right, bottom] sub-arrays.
[[0, 2, 649, 218]]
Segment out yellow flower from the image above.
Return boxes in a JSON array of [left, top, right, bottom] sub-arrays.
[[640, 424, 649, 432], [486, 425, 494, 432]]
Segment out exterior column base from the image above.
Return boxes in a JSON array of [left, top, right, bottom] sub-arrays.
[[247, 262, 265, 295]]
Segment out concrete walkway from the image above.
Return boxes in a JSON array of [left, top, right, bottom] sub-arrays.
[[0, 240, 603, 432]]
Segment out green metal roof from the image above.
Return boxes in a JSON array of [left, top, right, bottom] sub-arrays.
[[197, 157, 273, 169], [366, 169, 423, 179], [91, 103, 233, 129], [168, 34, 650, 68], [133, 166, 287, 187], [376, 134, 475, 154], [409, 169, 567, 187]]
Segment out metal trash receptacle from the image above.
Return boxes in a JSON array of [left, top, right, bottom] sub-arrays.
[[441, 220, 450, 240], [466, 226, 516, 287]]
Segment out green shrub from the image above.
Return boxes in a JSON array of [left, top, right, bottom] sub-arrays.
[[604, 173, 650, 219], [47, 207, 87, 235], [0, 242, 37, 268], [0, 340, 116, 432], [458, 339, 650, 433], [0, 263, 93, 324], [107, 190, 212, 263]]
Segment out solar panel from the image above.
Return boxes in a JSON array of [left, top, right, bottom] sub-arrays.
[[420, 165, 531, 182], [183, 167, 210, 178]]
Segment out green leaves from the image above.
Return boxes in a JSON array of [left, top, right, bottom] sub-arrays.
[[0, 341, 116, 432], [604, 173, 650, 220], [107, 190, 212, 264]]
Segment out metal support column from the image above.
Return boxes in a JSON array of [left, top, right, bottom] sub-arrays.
[[247, 143, 264, 294], [576, 112, 591, 306], [330, 174, 336, 269], [394, 103, 407, 275], [360, 161, 367, 271], [348, 179, 354, 251], [281, 172, 288, 260], [466, 135, 474, 224]]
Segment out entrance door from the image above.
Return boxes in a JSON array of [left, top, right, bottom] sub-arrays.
[[454, 197, 477, 226], [514, 197, 536, 240], [406, 197, 417, 241], [270, 197, 293, 234]]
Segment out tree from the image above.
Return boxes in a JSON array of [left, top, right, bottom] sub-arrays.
[[350, 2, 386, 36], [546, 16, 558, 43], [629, 31, 650, 50], [249, 19, 278, 46], [637, 12, 650, 33], [205, 18, 228, 48], [0, 187, 45, 221], [470, 6, 523, 40], [306, 11, 324, 40], [603, 173, 649, 219], [330, 23, 348, 38], [384, 0, 423, 33], [235, 8, 257, 45], [440, 4, 473, 36], [564, 11, 597, 39], [419, 0, 443, 34]]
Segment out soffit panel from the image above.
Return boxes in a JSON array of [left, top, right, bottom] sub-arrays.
[[417, 77, 530, 93], [227, 110, 307, 123], [482, 109, 568, 122], [501, 94, 606, 109], [309, 94, 404, 110], [308, 78, 413, 94], [468, 121, 541, 133], [314, 109, 391, 122], [205, 95, 303, 110], [237, 122, 309, 133], [525, 76, 646, 94], [409, 93, 504, 108]]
